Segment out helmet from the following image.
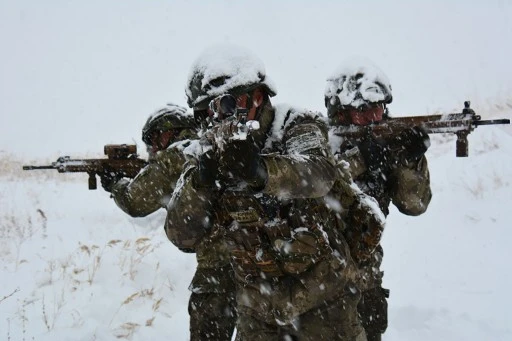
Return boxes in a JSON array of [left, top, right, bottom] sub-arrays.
[[185, 43, 277, 110], [324, 57, 392, 123], [142, 103, 196, 145]]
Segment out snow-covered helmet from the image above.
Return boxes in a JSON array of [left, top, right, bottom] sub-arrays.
[[324, 57, 393, 124], [142, 103, 196, 146], [185, 43, 277, 110]]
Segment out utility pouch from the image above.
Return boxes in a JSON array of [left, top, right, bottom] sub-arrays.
[[268, 223, 330, 275], [220, 194, 263, 224], [220, 193, 286, 278], [338, 146, 367, 179], [279, 230, 321, 275]]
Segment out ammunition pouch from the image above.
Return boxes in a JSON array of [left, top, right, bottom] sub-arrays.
[[270, 228, 330, 275], [237, 253, 360, 326], [345, 200, 385, 264], [218, 193, 333, 280]]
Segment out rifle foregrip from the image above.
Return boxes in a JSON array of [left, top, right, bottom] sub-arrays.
[[456, 131, 469, 157], [88, 173, 97, 190]]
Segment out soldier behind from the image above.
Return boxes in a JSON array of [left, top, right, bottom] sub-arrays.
[[324, 58, 433, 341], [166, 44, 367, 341], [100, 105, 238, 341], [100, 103, 197, 216]]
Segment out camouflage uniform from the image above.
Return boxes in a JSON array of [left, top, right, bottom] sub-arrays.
[[104, 105, 237, 341], [325, 60, 432, 341], [111, 141, 192, 217], [166, 103, 366, 341], [336, 130, 431, 340]]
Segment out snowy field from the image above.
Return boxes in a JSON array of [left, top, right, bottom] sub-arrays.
[[1, 1, 511, 340], [1, 112, 511, 341]]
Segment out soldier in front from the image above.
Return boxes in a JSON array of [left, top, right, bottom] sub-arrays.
[[165, 43, 367, 341]]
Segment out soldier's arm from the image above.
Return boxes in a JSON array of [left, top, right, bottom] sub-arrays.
[[110, 148, 186, 217], [262, 118, 336, 199], [164, 162, 215, 251], [390, 155, 432, 216], [326, 161, 386, 262]]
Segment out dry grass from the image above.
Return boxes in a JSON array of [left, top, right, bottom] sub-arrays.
[[0, 209, 47, 270], [0, 153, 171, 339], [115, 322, 141, 339], [110, 286, 164, 339], [0, 288, 20, 305]]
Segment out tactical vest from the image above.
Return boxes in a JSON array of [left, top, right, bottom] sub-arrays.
[[215, 190, 333, 282]]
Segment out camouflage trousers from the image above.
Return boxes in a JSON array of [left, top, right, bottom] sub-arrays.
[[188, 291, 237, 341], [235, 295, 366, 341], [356, 246, 388, 341], [357, 286, 389, 341]]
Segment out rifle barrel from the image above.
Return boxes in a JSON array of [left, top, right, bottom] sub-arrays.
[[22, 165, 55, 170], [474, 119, 510, 126]]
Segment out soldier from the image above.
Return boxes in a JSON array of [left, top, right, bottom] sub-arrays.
[[165, 44, 367, 341], [100, 103, 197, 217], [100, 104, 238, 341], [324, 59, 433, 341]]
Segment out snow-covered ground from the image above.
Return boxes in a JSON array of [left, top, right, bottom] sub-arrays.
[[1, 121, 511, 341]]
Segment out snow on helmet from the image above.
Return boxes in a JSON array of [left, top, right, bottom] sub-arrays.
[[142, 103, 196, 145], [185, 43, 277, 110], [324, 57, 392, 120]]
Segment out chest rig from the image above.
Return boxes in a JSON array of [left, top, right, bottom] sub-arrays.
[[216, 190, 332, 281], [214, 107, 335, 281]]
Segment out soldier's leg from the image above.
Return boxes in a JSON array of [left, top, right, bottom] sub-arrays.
[[357, 286, 389, 341], [235, 312, 281, 341], [297, 294, 366, 341], [188, 291, 237, 341]]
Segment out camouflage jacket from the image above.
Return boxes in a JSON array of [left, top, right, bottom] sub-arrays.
[[330, 133, 432, 217], [110, 139, 194, 217], [165, 103, 360, 324]]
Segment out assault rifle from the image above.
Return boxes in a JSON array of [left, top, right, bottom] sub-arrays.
[[203, 94, 260, 152], [332, 101, 510, 157], [22, 144, 147, 190]]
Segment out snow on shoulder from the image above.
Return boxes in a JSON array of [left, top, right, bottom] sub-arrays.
[[185, 43, 277, 106], [325, 57, 393, 109], [264, 103, 326, 150]]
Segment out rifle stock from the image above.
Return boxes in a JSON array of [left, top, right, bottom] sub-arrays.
[[333, 101, 510, 157], [22, 144, 147, 190]]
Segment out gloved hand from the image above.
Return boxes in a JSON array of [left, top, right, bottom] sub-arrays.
[[219, 139, 267, 189], [358, 135, 391, 174], [391, 126, 430, 163], [193, 149, 219, 188], [100, 172, 123, 192]]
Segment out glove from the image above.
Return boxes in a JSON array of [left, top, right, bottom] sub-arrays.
[[391, 126, 430, 163], [358, 135, 391, 174], [219, 139, 267, 189], [193, 149, 219, 188], [100, 172, 122, 192]]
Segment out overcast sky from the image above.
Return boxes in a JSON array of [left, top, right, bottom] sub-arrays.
[[1, 0, 511, 158]]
